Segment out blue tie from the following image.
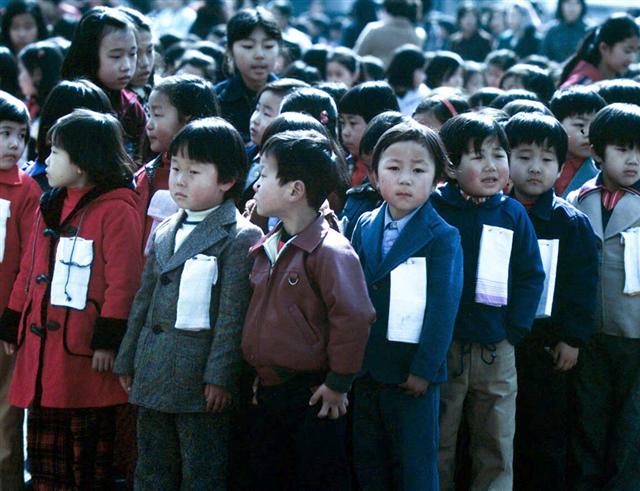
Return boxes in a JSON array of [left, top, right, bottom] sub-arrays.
[[382, 221, 398, 257]]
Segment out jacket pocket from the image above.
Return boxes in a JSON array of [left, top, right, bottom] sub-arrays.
[[173, 333, 211, 389], [287, 304, 320, 346]]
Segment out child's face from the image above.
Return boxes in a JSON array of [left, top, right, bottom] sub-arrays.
[[326, 61, 357, 88], [253, 152, 290, 217], [500, 74, 523, 91], [375, 140, 436, 220], [249, 90, 283, 146], [146, 91, 183, 154], [18, 62, 37, 98], [561, 113, 595, 159], [447, 137, 509, 197], [442, 67, 464, 89], [230, 27, 278, 90], [131, 30, 154, 87], [340, 113, 367, 157], [9, 13, 38, 53], [598, 144, 640, 190], [465, 72, 485, 95], [169, 150, 234, 211], [413, 111, 441, 131], [485, 63, 504, 88], [509, 142, 561, 201], [45, 145, 88, 188], [97, 28, 137, 91], [600, 36, 639, 75], [0, 121, 27, 170]]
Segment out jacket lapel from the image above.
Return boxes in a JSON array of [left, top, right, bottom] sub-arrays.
[[579, 191, 603, 240], [604, 193, 640, 239], [360, 205, 385, 281], [154, 212, 182, 269]]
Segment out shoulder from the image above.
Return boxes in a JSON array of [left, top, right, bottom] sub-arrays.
[[231, 212, 264, 246]]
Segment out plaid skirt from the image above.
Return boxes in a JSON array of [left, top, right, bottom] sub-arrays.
[[28, 405, 118, 491]]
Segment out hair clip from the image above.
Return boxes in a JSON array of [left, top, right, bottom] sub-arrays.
[[319, 110, 329, 125]]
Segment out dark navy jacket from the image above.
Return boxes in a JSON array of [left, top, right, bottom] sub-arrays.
[[520, 189, 598, 347], [430, 183, 545, 345], [351, 201, 463, 384], [339, 178, 382, 239]]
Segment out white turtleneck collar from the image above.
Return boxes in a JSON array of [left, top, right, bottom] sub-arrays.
[[174, 204, 221, 252]]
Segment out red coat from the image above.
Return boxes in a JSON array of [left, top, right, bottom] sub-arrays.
[[7, 186, 143, 408], [0, 167, 40, 313]]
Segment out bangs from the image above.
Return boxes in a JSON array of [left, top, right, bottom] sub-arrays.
[[590, 103, 640, 158]]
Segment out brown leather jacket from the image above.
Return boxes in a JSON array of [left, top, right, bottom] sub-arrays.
[[241, 214, 376, 391]]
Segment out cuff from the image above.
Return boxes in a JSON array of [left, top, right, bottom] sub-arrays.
[[0, 308, 21, 344], [91, 317, 128, 351], [324, 371, 356, 393]]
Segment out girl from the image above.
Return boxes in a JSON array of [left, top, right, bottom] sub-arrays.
[[425, 51, 465, 90], [0, 48, 20, 98], [120, 7, 155, 107], [215, 7, 281, 143], [559, 13, 640, 89], [413, 93, 470, 131], [499, 63, 556, 104], [61, 7, 146, 163], [326, 47, 361, 88], [0, 109, 142, 490], [542, 0, 588, 63], [496, 0, 542, 59], [0, 0, 48, 55], [386, 45, 429, 116]]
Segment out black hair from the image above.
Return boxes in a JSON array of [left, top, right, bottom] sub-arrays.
[[549, 85, 606, 121], [457, 2, 479, 25], [414, 94, 470, 125], [302, 45, 329, 79], [326, 47, 360, 75], [359, 110, 408, 157], [425, 51, 464, 88], [1, 0, 49, 54], [169, 117, 247, 201], [475, 107, 510, 124], [163, 43, 190, 73], [504, 112, 568, 166], [371, 120, 450, 180], [283, 61, 322, 84], [61, 7, 134, 83], [0, 90, 30, 142], [439, 113, 510, 167], [360, 55, 386, 81], [521, 54, 551, 70], [490, 89, 540, 109], [226, 7, 282, 47], [280, 87, 339, 138], [337, 81, 400, 124], [596, 79, 640, 106], [118, 6, 152, 32], [350, 0, 378, 26], [0, 47, 21, 97], [484, 49, 518, 71], [152, 74, 220, 123], [463, 61, 485, 89], [18, 41, 64, 107], [387, 44, 426, 92], [556, 0, 586, 23], [500, 63, 555, 103], [36, 79, 113, 162], [270, 0, 292, 18], [48, 109, 134, 190], [589, 103, 640, 160], [383, 0, 420, 23], [313, 82, 348, 107], [468, 87, 504, 108], [158, 33, 182, 53], [176, 51, 217, 82], [559, 14, 640, 86], [502, 99, 553, 117], [261, 129, 339, 210], [257, 77, 309, 101]]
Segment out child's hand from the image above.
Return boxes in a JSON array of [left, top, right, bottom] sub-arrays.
[[204, 384, 232, 413], [399, 374, 429, 397], [92, 350, 115, 372], [309, 384, 348, 419], [2, 342, 15, 355], [119, 375, 133, 393], [553, 342, 579, 371]]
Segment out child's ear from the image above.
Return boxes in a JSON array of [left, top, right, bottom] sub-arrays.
[[289, 180, 306, 202], [556, 162, 565, 180], [444, 162, 457, 180], [220, 178, 236, 192], [589, 144, 603, 167]]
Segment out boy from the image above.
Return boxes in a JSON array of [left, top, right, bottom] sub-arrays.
[[431, 113, 545, 490], [113, 118, 263, 489], [241, 129, 375, 491], [350, 122, 464, 490], [484, 49, 518, 88], [549, 85, 606, 198], [505, 113, 598, 490], [0, 91, 39, 491], [567, 103, 640, 489]]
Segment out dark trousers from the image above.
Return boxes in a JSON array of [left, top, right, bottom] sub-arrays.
[[514, 336, 572, 491], [352, 375, 440, 491], [248, 375, 350, 491], [569, 333, 640, 491]]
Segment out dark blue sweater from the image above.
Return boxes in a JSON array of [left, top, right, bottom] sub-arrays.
[[430, 183, 545, 345]]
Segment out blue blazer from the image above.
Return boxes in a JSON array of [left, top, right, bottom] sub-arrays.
[[351, 201, 464, 385]]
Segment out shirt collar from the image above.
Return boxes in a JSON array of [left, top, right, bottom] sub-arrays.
[[383, 203, 421, 235], [0, 165, 21, 186]]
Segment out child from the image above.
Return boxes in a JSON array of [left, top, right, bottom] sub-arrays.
[[120, 7, 155, 107], [550, 86, 606, 198], [412, 94, 470, 131], [386, 45, 429, 116], [567, 103, 640, 489], [350, 121, 464, 490], [61, 7, 147, 162], [559, 14, 639, 89], [431, 113, 545, 490], [326, 47, 361, 88], [504, 113, 598, 490], [0, 47, 21, 98], [499, 63, 555, 104], [114, 117, 262, 489], [0, 90, 40, 491], [425, 51, 464, 90], [215, 7, 281, 143], [0, 0, 48, 55], [0, 109, 142, 489], [484, 49, 518, 88], [241, 129, 376, 491], [136, 74, 220, 254]]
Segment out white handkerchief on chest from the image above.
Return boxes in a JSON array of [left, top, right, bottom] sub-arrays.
[[535, 239, 559, 318], [175, 254, 218, 330], [0, 199, 10, 263], [621, 227, 640, 296], [51, 236, 94, 310], [387, 257, 427, 344], [475, 225, 513, 307]]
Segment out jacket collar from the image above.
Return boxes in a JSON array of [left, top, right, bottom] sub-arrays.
[[525, 188, 555, 221], [433, 181, 506, 209], [250, 212, 328, 256], [219, 73, 277, 103]]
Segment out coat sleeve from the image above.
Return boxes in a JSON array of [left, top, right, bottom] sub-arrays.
[[203, 225, 263, 388]]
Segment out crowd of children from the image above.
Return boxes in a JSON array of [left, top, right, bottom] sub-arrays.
[[1, 0, 640, 490]]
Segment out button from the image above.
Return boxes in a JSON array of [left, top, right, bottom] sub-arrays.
[[160, 274, 171, 285], [152, 325, 163, 334], [30, 324, 44, 338], [372, 283, 381, 291], [35, 274, 49, 284], [46, 320, 60, 331], [43, 228, 58, 239]]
